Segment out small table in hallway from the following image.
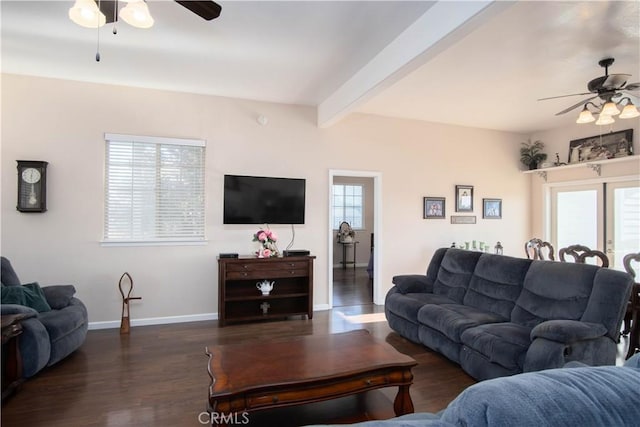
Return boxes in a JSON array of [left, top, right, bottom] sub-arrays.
[[339, 241, 359, 269]]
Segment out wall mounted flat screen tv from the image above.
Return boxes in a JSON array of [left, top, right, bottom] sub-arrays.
[[223, 175, 306, 224]]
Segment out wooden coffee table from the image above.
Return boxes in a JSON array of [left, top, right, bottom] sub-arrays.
[[206, 330, 417, 422]]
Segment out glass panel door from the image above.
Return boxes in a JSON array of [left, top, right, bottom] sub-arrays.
[[551, 184, 604, 256], [605, 181, 640, 271]]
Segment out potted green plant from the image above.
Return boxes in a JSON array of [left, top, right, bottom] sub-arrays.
[[520, 139, 547, 170]]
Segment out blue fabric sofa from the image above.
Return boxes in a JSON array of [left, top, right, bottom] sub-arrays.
[[1, 256, 88, 378], [385, 248, 632, 380], [309, 353, 640, 427]]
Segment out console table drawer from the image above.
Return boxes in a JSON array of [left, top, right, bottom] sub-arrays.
[[245, 373, 397, 409], [226, 268, 308, 280], [226, 261, 307, 272]]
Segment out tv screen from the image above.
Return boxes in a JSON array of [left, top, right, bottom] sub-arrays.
[[223, 175, 306, 224]]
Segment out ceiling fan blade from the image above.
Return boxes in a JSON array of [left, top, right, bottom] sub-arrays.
[[554, 95, 599, 116], [538, 92, 593, 101], [175, 1, 222, 20], [623, 82, 640, 91], [601, 74, 630, 89]]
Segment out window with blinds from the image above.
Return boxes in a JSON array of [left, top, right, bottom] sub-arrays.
[[103, 133, 205, 244]]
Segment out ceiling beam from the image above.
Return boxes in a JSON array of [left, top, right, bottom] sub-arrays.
[[316, 0, 512, 128]]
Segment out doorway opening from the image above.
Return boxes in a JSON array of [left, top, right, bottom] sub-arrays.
[[328, 170, 381, 308]]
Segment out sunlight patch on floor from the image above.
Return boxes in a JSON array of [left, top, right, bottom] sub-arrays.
[[336, 311, 387, 324]]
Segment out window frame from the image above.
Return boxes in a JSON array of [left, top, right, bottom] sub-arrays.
[[332, 183, 365, 230], [101, 133, 206, 247]]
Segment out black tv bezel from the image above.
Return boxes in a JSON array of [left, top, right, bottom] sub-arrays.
[[223, 174, 306, 225]]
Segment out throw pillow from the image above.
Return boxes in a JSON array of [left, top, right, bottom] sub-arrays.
[[1, 282, 51, 312], [42, 285, 76, 309]]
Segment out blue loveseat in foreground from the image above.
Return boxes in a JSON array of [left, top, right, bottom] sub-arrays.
[[385, 248, 632, 380], [1, 256, 88, 378], [310, 353, 640, 427]]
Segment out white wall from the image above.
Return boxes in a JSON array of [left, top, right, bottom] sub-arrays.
[[1, 74, 529, 326]]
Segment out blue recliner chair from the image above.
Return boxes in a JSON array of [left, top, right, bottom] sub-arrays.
[[1, 256, 88, 377]]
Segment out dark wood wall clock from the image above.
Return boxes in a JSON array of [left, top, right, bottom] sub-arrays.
[[16, 160, 48, 213]]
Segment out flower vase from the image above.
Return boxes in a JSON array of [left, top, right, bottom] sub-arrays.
[[257, 248, 265, 258]]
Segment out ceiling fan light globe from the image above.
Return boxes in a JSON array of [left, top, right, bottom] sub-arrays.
[[595, 114, 615, 126], [69, 0, 106, 28], [576, 107, 595, 124], [619, 104, 640, 119], [600, 101, 620, 116], [121, 1, 154, 29]]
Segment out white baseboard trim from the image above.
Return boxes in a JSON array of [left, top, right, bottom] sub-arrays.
[[89, 312, 218, 330], [89, 305, 331, 330]]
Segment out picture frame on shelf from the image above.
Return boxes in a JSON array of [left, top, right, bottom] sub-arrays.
[[568, 129, 633, 163], [455, 185, 473, 212], [423, 197, 445, 219], [483, 198, 502, 219]]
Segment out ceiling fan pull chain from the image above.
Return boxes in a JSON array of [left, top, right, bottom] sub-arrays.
[[112, 0, 118, 35], [95, 0, 101, 62]]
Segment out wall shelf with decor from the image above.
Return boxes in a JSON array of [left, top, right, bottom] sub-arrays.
[[522, 155, 639, 182]]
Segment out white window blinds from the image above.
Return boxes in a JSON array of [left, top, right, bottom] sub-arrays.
[[104, 133, 205, 243]]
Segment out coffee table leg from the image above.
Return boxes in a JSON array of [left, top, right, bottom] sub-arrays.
[[393, 384, 414, 416]]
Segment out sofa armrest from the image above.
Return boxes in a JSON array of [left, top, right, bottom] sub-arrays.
[[531, 320, 607, 343], [1, 304, 38, 317], [42, 285, 77, 309], [392, 274, 433, 294]]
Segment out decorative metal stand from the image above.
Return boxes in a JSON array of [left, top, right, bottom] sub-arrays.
[[118, 272, 142, 334]]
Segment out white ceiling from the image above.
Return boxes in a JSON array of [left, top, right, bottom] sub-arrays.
[[2, 1, 639, 134]]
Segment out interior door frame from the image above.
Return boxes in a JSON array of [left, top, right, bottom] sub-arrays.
[[328, 169, 382, 308], [605, 180, 640, 269], [543, 174, 639, 250]]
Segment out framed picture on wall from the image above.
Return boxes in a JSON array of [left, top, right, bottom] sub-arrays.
[[455, 185, 473, 212], [568, 128, 633, 163], [423, 197, 445, 219], [483, 198, 502, 219]]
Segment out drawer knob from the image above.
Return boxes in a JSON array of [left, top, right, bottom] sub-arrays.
[[272, 396, 279, 403], [365, 379, 372, 386]]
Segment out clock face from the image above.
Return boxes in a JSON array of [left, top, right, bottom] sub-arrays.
[[21, 168, 41, 184]]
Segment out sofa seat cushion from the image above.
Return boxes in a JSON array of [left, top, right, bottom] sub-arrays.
[[37, 302, 87, 344], [418, 304, 507, 343], [461, 322, 531, 370], [386, 292, 456, 323]]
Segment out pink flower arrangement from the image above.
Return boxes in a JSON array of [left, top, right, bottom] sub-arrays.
[[253, 228, 279, 257]]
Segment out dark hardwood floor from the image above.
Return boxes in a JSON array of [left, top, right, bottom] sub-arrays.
[[2, 271, 633, 427], [333, 266, 372, 307]]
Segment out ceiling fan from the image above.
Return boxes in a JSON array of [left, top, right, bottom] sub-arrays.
[[538, 58, 640, 125], [70, 0, 221, 28], [69, 0, 222, 61]]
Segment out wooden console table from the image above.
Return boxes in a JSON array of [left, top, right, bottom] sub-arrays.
[[217, 255, 315, 326]]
